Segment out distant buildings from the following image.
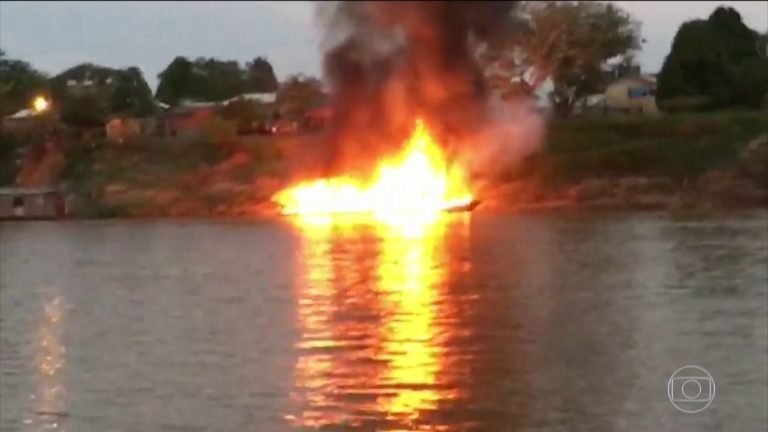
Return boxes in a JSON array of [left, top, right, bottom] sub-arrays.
[[53, 63, 121, 96], [160, 105, 218, 140], [105, 116, 158, 144]]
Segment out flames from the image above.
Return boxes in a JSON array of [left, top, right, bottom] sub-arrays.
[[274, 118, 474, 218]]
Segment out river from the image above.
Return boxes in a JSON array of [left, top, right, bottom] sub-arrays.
[[1, 211, 766, 431]]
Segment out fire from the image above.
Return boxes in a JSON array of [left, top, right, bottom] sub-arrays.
[[275, 118, 474, 218]]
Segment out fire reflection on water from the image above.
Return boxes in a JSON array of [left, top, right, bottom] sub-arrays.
[[31, 295, 67, 431], [288, 213, 469, 430]]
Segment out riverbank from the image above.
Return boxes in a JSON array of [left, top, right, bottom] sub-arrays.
[[23, 110, 768, 219], [487, 110, 768, 213]]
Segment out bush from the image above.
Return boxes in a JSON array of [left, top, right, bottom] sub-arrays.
[[525, 111, 768, 185], [657, 96, 715, 113], [736, 57, 768, 107], [0, 132, 26, 185]]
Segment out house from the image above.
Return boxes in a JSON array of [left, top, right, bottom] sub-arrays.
[[1, 107, 56, 139], [222, 92, 277, 105], [159, 105, 218, 140], [291, 94, 330, 130], [2, 109, 39, 134], [603, 75, 659, 114], [304, 105, 333, 131], [0, 187, 68, 220], [53, 63, 119, 96], [105, 116, 158, 144], [574, 93, 608, 115]]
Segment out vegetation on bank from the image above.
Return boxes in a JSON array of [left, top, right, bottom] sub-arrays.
[[491, 110, 768, 211], [528, 110, 768, 183], [1, 3, 766, 216], [657, 7, 768, 110], [30, 109, 761, 218]]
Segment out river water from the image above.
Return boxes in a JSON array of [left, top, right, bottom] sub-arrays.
[[1, 211, 766, 432]]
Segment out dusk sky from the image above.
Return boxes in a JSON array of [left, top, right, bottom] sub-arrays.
[[1, 1, 767, 91]]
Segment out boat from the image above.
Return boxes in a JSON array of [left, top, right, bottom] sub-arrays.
[[279, 199, 481, 217], [444, 199, 480, 213]]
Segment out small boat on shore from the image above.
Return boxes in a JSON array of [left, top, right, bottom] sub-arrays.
[[0, 187, 69, 221], [444, 199, 481, 213], [279, 199, 481, 217]]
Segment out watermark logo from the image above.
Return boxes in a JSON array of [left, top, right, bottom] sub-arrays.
[[667, 365, 715, 413]]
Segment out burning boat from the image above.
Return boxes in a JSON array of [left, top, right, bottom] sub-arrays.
[[272, 1, 518, 218], [275, 118, 479, 216]]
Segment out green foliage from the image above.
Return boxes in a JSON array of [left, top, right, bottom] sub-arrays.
[[656, 96, 715, 113], [52, 63, 118, 86], [48, 62, 155, 122], [657, 7, 765, 109], [485, 2, 641, 116], [49, 63, 118, 104], [155, 56, 279, 106], [110, 67, 156, 116], [528, 111, 768, 184], [60, 93, 109, 128], [735, 57, 768, 108], [0, 131, 26, 185], [245, 57, 278, 93], [154, 56, 192, 106], [276, 74, 325, 119], [0, 49, 49, 116]]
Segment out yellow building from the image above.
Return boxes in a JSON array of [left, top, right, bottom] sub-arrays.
[[604, 76, 659, 115]]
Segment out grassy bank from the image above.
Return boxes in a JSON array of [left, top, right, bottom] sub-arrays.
[[493, 110, 768, 211], [522, 110, 767, 182], [56, 134, 286, 218], [29, 109, 768, 218]]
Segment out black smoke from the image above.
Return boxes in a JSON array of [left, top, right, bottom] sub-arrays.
[[314, 1, 519, 178]]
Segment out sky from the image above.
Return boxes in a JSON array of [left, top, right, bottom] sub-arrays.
[[1, 1, 767, 92]]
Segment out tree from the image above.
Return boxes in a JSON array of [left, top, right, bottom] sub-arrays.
[[198, 57, 243, 101], [483, 1, 641, 116], [49, 63, 119, 102], [60, 93, 109, 128], [110, 67, 155, 116], [155, 56, 194, 106], [156, 56, 279, 106], [276, 74, 325, 119], [245, 57, 278, 93], [736, 57, 768, 107], [219, 98, 267, 131], [0, 49, 49, 116], [657, 6, 765, 108]]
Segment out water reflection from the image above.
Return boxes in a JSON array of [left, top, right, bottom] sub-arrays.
[[288, 213, 469, 430], [32, 294, 67, 431]]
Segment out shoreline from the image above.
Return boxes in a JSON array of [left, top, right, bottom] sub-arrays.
[[3, 193, 766, 224]]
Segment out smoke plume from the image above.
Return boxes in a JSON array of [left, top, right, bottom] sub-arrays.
[[307, 0, 541, 184]]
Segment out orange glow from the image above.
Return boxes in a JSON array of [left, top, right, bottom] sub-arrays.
[[274, 118, 473, 219], [377, 215, 454, 420], [288, 214, 468, 429]]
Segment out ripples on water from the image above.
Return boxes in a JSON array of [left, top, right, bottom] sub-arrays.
[[0, 212, 766, 431]]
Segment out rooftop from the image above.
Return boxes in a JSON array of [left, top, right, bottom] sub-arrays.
[[5, 109, 38, 119]]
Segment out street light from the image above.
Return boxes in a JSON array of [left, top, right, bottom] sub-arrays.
[[33, 95, 49, 113]]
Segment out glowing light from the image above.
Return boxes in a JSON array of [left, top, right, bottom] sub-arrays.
[[33, 96, 49, 113], [274, 118, 473, 219]]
